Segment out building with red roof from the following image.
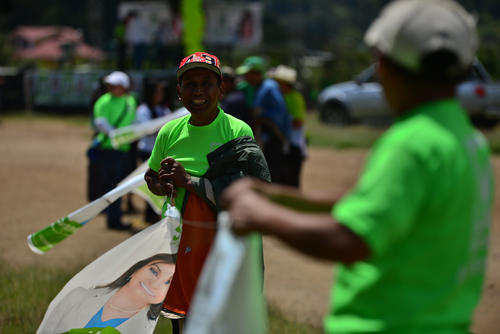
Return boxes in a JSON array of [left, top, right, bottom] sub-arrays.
[[11, 26, 105, 65]]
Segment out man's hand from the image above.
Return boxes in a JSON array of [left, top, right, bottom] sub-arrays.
[[159, 157, 193, 194], [145, 168, 175, 197], [221, 178, 274, 235]]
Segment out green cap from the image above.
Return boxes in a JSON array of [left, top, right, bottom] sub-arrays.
[[236, 56, 265, 75]]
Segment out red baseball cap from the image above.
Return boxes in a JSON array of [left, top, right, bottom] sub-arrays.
[[176, 52, 222, 81]]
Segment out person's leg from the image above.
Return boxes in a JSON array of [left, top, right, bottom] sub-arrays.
[[145, 204, 161, 223], [263, 137, 286, 185], [106, 197, 125, 229], [103, 151, 130, 230], [139, 151, 161, 223], [170, 319, 181, 334], [124, 142, 139, 213], [283, 145, 303, 188]]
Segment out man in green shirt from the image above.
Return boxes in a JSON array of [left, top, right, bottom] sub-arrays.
[[269, 64, 308, 187], [222, 1, 494, 333], [144, 52, 269, 332], [88, 71, 136, 231]]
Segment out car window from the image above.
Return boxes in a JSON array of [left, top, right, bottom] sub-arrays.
[[465, 59, 491, 82], [355, 64, 377, 84]]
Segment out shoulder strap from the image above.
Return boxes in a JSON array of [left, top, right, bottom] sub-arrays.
[[113, 97, 132, 127]]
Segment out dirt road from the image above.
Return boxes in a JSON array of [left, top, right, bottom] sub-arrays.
[[0, 118, 498, 330]]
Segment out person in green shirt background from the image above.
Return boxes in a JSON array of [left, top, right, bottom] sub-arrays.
[[222, 0, 494, 333], [87, 71, 137, 231], [269, 64, 308, 188]]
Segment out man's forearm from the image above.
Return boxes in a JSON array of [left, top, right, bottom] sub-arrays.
[[261, 183, 342, 212], [255, 205, 370, 263]]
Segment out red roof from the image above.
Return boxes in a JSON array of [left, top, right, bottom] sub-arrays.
[[11, 26, 82, 44], [12, 25, 104, 61]]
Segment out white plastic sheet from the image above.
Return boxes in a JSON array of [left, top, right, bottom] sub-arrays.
[[184, 212, 267, 334]]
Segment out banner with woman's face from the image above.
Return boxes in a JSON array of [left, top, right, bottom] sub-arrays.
[[37, 214, 179, 334]]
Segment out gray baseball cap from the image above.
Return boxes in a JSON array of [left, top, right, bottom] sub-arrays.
[[364, 0, 478, 73]]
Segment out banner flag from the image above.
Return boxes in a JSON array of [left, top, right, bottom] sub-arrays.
[[37, 216, 180, 334], [119, 161, 164, 216], [27, 173, 145, 254], [109, 107, 189, 149], [181, 0, 205, 54]]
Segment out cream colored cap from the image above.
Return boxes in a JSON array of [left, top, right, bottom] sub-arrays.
[[364, 0, 478, 72], [268, 65, 297, 85]]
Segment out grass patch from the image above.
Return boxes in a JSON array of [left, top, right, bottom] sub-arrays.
[[0, 260, 321, 333], [268, 304, 324, 334], [0, 260, 81, 334], [0, 109, 90, 127], [482, 128, 500, 155], [305, 111, 500, 154], [305, 111, 385, 150]]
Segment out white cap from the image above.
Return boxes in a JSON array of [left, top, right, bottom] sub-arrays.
[[364, 0, 478, 73], [268, 65, 297, 85], [104, 71, 130, 89], [221, 66, 236, 78]]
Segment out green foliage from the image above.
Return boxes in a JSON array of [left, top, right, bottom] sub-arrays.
[[2, 0, 500, 83], [0, 32, 14, 66]]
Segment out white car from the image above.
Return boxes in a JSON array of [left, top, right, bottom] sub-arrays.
[[317, 60, 500, 127]]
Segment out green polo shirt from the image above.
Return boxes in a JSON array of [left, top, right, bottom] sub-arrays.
[[284, 90, 306, 121], [93, 92, 136, 151], [237, 80, 258, 107], [327, 99, 494, 333]]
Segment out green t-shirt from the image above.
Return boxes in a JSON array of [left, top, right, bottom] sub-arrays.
[[237, 80, 258, 107], [284, 90, 306, 121], [93, 92, 136, 151], [148, 107, 254, 213], [327, 99, 493, 333]]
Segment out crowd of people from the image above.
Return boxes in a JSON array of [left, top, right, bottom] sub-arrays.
[[114, 10, 183, 71], [87, 53, 308, 231], [82, 1, 494, 333], [86, 50, 308, 331]]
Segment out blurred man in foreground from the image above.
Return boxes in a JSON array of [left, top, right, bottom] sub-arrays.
[[223, 1, 494, 333]]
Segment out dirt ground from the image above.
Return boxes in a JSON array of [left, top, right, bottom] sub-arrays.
[[0, 118, 499, 331]]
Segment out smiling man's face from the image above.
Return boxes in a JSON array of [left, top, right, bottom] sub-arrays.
[[177, 68, 222, 117]]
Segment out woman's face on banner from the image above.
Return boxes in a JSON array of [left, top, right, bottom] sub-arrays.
[[129, 261, 175, 304]]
